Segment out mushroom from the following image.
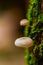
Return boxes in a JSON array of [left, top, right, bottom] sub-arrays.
[[14, 37, 34, 48], [20, 19, 28, 26]]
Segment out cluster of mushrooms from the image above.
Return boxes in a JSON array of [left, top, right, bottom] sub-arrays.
[[15, 19, 34, 48]]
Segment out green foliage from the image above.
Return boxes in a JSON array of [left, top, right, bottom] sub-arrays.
[[25, 49, 35, 65], [24, 0, 43, 65], [39, 41, 43, 58], [30, 0, 38, 4], [33, 44, 38, 53]]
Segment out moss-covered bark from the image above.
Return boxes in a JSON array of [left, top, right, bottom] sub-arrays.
[[24, 0, 43, 65]]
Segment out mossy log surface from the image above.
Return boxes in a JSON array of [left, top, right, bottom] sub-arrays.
[[24, 0, 43, 65]]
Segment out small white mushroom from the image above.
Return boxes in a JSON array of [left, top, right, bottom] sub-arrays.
[[14, 37, 34, 48], [20, 19, 28, 26]]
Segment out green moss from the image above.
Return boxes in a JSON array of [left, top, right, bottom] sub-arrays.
[[24, 0, 43, 65]]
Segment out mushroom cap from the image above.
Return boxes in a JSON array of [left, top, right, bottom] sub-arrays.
[[20, 19, 28, 26], [15, 37, 34, 48]]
